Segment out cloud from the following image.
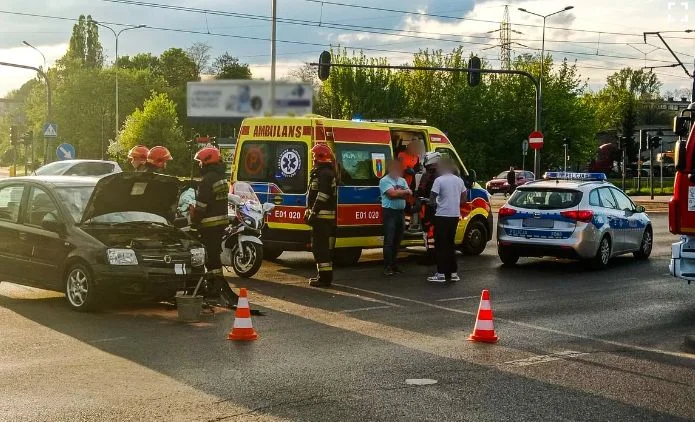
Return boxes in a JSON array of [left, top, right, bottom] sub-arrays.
[[0, 43, 67, 96]]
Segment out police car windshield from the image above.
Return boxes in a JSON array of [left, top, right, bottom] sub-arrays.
[[509, 188, 583, 210]]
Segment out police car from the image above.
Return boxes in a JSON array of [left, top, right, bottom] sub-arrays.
[[497, 172, 652, 268]]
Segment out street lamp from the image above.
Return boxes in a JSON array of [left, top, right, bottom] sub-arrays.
[[518, 5, 573, 174], [94, 22, 146, 138], [22, 41, 46, 70]]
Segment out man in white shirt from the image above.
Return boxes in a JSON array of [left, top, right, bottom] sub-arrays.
[[427, 158, 467, 283]]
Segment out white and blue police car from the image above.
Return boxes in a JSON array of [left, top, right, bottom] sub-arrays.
[[497, 172, 652, 268]]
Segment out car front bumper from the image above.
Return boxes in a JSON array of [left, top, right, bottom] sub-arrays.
[[93, 264, 206, 298]]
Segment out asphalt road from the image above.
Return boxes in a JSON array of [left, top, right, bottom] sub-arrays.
[[1, 213, 694, 421]]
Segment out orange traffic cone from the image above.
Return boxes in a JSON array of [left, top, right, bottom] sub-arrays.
[[227, 288, 258, 341], [468, 289, 498, 343]]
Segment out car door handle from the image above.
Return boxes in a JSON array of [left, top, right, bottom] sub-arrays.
[[18, 232, 27, 240]]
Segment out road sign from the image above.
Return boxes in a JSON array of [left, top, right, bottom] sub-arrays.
[[528, 131, 544, 150], [187, 80, 313, 118], [522, 139, 529, 155], [43, 122, 58, 138], [56, 143, 75, 160]]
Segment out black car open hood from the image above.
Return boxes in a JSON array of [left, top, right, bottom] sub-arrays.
[[80, 172, 180, 223]]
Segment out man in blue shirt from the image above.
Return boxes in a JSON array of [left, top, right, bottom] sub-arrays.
[[379, 160, 411, 276]]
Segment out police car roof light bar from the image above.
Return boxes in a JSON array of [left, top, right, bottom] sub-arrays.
[[543, 172, 607, 181]]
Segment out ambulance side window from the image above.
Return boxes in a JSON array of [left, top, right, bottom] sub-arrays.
[[335, 143, 392, 186], [435, 147, 467, 176], [236, 141, 307, 194]]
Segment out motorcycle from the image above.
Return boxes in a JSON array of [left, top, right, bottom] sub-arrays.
[[221, 182, 275, 278]]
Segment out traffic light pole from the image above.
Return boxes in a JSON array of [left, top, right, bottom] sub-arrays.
[[311, 61, 542, 172]]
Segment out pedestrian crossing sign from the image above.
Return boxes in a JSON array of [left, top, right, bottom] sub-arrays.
[[371, 153, 386, 178], [43, 123, 58, 138]]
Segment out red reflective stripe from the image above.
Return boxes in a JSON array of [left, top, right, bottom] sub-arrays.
[[240, 125, 250, 135], [332, 127, 391, 144], [478, 309, 493, 320], [337, 204, 382, 225], [429, 134, 450, 144]]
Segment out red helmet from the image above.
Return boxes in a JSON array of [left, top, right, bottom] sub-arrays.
[[147, 146, 173, 169], [311, 143, 334, 164], [194, 147, 221, 166], [127, 145, 149, 164]]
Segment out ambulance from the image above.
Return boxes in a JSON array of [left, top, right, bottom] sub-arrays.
[[231, 115, 492, 265]]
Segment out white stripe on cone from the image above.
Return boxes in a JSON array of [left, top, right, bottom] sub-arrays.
[[474, 319, 495, 331], [237, 298, 249, 308], [233, 318, 253, 329], [479, 300, 491, 310]]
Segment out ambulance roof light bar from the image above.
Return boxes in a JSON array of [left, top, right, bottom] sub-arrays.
[[368, 118, 428, 125], [543, 172, 607, 181]]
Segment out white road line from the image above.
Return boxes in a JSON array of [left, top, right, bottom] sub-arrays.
[[333, 283, 695, 360], [90, 336, 128, 343], [340, 305, 395, 314], [436, 296, 480, 302]]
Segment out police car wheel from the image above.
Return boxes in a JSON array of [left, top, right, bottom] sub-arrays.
[[591, 236, 612, 269], [498, 246, 519, 266], [633, 227, 652, 260]]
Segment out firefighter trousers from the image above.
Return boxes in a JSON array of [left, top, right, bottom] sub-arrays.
[[199, 226, 237, 301], [311, 219, 335, 284]]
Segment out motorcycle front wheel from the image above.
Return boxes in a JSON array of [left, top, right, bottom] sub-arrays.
[[232, 241, 264, 278]]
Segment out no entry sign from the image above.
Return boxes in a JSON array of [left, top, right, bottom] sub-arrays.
[[529, 131, 544, 150]]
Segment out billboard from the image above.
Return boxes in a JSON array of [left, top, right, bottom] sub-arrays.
[[187, 80, 313, 119]]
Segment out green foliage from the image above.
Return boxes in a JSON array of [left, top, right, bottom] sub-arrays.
[[211, 52, 252, 80], [61, 15, 103, 70], [117, 53, 160, 72], [158, 48, 198, 88], [111, 92, 186, 175]]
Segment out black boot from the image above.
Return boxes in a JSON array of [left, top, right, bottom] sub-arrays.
[[309, 272, 332, 288]]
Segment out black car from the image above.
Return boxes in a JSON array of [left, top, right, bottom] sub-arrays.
[[0, 173, 206, 311]]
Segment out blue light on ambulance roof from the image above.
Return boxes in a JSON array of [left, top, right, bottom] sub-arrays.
[[543, 172, 607, 181]]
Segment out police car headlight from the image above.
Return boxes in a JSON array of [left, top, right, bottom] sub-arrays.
[[190, 247, 206, 267], [106, 248, 138, 266]]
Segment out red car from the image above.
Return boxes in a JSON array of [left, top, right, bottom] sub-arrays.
[[485, 170, 535, 195]]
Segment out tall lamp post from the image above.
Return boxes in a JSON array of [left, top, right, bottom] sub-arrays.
[[518, 5, 573, 174], [94, 22, 146, 138], [22, 41, 46, 70]]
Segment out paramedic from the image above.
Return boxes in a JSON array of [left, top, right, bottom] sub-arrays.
[[379, 160, 411, 276], [305, 144, 338, 288]]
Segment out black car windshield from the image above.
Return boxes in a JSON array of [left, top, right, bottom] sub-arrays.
[[54, 186, 169, 225], [509, 188, 583, 210], [35, 161, 74, 175]]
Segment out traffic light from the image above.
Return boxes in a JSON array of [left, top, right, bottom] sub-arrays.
[[468, 56, 481, 87], [9, 125, 18, 146], [21, 130, 33, 145], [318, 51, 331, 81], [649, 135, 662, 149], [563, 137, 571, 148]]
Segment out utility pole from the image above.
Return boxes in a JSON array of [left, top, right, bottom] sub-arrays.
[[518, 5, 574, 177], [270, 0, 278, 115]]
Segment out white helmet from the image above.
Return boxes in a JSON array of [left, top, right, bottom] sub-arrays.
[[424, 151, 441, 167]]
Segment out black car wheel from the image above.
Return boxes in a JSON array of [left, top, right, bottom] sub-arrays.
[[498, 246, 519, 266], [591, 235, 612, 269], [633, 227, 653, 260], [461, 219, 488, 256], [65, 263, 100, 311]]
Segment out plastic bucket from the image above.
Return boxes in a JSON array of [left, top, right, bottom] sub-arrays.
[[176, 295, 203, 322]]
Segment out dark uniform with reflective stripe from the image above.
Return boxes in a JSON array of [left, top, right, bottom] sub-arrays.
[[193, 164, 234, 300], [306, 163, 337, 285]]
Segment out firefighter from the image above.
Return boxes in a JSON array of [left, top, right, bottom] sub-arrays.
[[304, 144, 337, 288], [417, 152, 441, 264], [190, 147, 239, 306], [127, 145, 149, 172], [145, 146, 173, 172]]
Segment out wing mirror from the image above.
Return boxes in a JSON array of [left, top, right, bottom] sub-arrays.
[[262, 202, 276, 213], [674, 115, 690, 137], [634, 205, 646, 213], [41, 213, 65, 233]]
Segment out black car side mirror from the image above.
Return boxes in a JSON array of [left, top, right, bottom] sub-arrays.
[[41, 213, 65, 233]]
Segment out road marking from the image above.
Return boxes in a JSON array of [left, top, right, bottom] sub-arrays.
[[436, 296, 480, 302], [340, 305, 396, 313], [405, 378, 438, 386], [90, 336, 128, 343], [333, 283, 695, 360], [504, 350, 589, 367]]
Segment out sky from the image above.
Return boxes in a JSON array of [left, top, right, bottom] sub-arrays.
[[1, 0, 694, 97]]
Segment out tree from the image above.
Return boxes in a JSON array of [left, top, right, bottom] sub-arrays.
[[211, 52, 252, 79], [62, 15, 103, 69], [117, 53, 160, 72], [186, 42, 212, 77], [110, 92, 186, 175], [157, 48, 197, 88]]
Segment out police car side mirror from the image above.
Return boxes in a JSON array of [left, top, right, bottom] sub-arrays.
[[634, 205, 646, 214]]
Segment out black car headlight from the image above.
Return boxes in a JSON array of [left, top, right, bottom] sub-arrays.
[[106, 248, 138, 266], [190, 247, 206, 267]]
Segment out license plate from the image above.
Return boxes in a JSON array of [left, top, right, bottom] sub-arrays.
[[506, 228, 567, 239], [522, 218, 554, 228]]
